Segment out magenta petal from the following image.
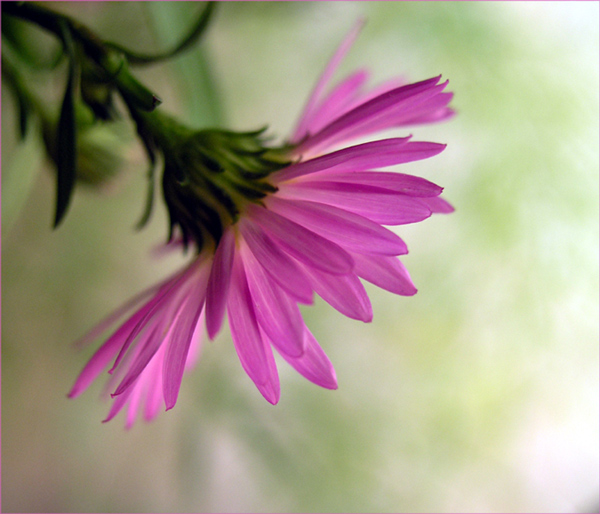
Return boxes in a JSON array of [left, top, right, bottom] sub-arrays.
[[343, 91, 453, 142], [240, 219, 314, 304], [279, 181, 432, 225], [274, 137, 412, 183], [247, 204, 354, 275], [108, 264, 196, 374], [305, 69, 369, 136], [297, 76, 446, 154], [111, 318, 169, 397], [275, 327, 338, 389], [302, 265, 373, 322], [291, 18, 365, 143], [419, 195, 455, 214], [241, 242, 305, 358], [227, 253, 280, 404], [102, 386, 131, 424], [163, 268, 209, 410], [144, 361, 164, 422], [267, 197, 407, 256], [68, 326, 130, 398], [307, 166, 444, 198], [125, 380, 144, 429], [205, 229, 235, 339], [352, 253, 417, 296]]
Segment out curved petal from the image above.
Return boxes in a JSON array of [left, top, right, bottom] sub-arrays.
[[273, 137, 412, 183], [266, 196, 407, 256], [239, 218, 314, 304], [163, 265, 210, 410], [241, 242, 305, 358], [205, 229, 235, 339], [247, 204, 354, 275], [352, 253, 417, 296], [291, 18, 366, 143], [227, 252, 280, 404], [296, 76, 447, 154], [302, 265, 373, 322], [419, 195, 455, 214], [276, 327, 338, 390], [278, 181, 432, 225]]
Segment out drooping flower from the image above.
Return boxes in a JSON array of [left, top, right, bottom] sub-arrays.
[[69, 21, 454, 427]]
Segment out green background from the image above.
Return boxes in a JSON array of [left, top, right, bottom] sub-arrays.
[[2, 2, 598, 512]]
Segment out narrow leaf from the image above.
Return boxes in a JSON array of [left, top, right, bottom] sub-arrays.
[[53, 21, 78, 228]]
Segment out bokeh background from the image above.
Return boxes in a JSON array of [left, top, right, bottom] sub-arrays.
[[2, 2, 598, 512]]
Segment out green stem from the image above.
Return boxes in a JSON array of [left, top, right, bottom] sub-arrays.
[[3, 2, 161, 112]]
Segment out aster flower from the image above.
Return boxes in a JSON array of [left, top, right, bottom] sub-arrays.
[[69, 21, 454, 427]]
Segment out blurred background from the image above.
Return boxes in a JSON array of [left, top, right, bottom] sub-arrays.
[[2, 2, 598, 512]]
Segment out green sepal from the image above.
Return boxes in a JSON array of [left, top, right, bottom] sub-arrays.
[[53, 21, 79, 228], [106, 2, 217, 66], [135, 143, 158, 230]]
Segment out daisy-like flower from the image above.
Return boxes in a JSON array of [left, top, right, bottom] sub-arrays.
[[69, 21, 454, 427]]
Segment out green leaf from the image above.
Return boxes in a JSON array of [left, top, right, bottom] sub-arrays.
[[1, 119, 44, 235], [53, 21, 78, 228]]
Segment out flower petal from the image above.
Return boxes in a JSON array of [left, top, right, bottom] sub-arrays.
[[163, 267, 209, 410], [302, 265, 373, 322], [306, 167, 443, 198], [227, 253, 280, 404], [352, 253, 417, 296], [266, 196, 407, 256], [305, 69, 369, 136], [274, 137, 412, 183], [278, 181, 432, 225], [276, 327, 338, 390], [419, 195, 455, 214], [297, 76, 447, 154], [239, 219, 314, 304], [240, 241, 305, 358], [247, 204, 354, 275], [291, 18, 366, 143], [205, 229, 235, 339]]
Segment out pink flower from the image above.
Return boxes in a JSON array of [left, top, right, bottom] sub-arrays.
[[69, 21, 454, 427]]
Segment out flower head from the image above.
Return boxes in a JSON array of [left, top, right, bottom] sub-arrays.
[[69, 21, 454, 426]]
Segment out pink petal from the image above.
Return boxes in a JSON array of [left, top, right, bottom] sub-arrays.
[[275, 327, 338, 389], [247, 204, 354, 275], [227, 253, 280, 404], [278, 181, 432, 225], [144, 360, 164, 422], [266, 196, 407, 256], [306, 169, 443, 198], [302, 265, 373, 322], [108, 264, 197, 374], [240, 242, 305, 358], [163, 266, 210, 410], [419, 195, 455, 214], [352, 253, 417, 296], [304, 69, 369, 136], [239, 219, 314, 304], [291, 18, 366, 143], [68, 298, 162, 398], [111, 317, 172, 397], [125, 379, 144, 429], [296, 76, 447, 154], [205, 229, 235, 339], [273, 137, 412, 183]]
